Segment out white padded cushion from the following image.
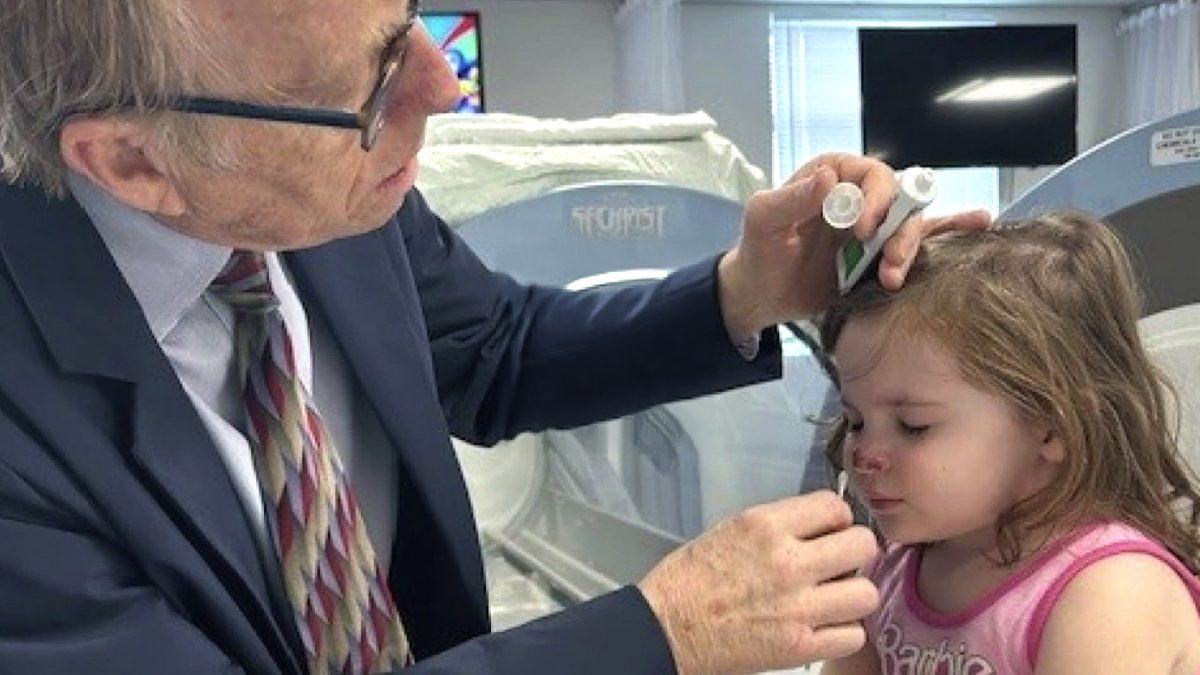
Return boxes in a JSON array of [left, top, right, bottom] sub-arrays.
[[1140, 304, 1200, 474], [416, 111, 767, 225]]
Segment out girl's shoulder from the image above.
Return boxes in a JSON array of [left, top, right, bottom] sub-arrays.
[[1030, 521, 1199, 632], [1029, 521, 1200, 672], [1043, 521, 1199, 602]]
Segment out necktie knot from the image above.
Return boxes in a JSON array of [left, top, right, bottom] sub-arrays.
[[210, 250, 279, 315]]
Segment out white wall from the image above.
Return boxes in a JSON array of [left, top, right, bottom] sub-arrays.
[[423, 0, 1125, 184]]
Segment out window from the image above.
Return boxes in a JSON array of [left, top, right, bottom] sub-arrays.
[[770, 19, 1000, 217]]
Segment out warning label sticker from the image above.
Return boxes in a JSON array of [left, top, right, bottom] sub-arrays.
[[1151, 125, 1200, 166]]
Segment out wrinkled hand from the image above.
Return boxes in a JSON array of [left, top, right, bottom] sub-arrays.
[[637, 492, 880, 675], [717, 153, 992, 340]]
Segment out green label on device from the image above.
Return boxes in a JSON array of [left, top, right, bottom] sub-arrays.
[[842, 239, 865, 271]]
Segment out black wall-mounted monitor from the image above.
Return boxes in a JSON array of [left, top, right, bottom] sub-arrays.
[[859, 25, 1077, 168]]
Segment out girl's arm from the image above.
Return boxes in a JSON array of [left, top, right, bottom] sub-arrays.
[[1034, 553, 1200, 674], [818, 645, 883, 675]]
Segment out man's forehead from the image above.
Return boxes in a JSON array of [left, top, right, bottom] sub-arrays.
[[188, 0, 411, 37], [186, 0, 407, 95], [192, 0, 353, 30]]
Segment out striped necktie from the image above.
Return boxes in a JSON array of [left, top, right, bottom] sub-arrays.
[[210, 251, 412, 674]]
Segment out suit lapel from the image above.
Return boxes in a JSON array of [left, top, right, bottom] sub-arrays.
[[286, 224, 478, 551], [125, 368, 303, 672], [0, 185, 300, 672]]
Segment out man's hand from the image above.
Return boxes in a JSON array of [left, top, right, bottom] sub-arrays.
[[716, 153, 992, 342], [637, 491, 880, 675]]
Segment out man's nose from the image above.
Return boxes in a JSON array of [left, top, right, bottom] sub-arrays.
[[387, 23, 461, 116]]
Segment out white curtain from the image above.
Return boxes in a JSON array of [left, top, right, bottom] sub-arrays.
[[614, 0, 686, 113], [1119, 0, 1200, 128]]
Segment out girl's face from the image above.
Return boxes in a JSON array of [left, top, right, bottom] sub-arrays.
[[834, 313, 1065, 554]]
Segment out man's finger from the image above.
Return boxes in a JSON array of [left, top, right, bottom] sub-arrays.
[[921, 208, 993, 236], [878, 208, 993, 288], [805, 623, 871, 663], [795, 525, 879, 583], [772, 491, 855, 540], [794, 575, 880, 628]]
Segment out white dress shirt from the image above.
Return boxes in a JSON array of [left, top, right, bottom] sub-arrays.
[[67, 173, 401, 572]]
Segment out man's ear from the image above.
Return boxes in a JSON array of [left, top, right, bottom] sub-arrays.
[[59, 116, 186, 217], [1039, 425, 1067, 464]]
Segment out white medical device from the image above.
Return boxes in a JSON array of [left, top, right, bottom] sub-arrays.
[[823, 182, 865, 230], [835, 166, 937, 294]]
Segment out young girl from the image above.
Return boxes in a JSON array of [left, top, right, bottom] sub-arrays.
[[818, 212, 1200, 674]]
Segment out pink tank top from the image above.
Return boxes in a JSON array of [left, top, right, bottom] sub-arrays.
[[864, 522, 1200, 674]]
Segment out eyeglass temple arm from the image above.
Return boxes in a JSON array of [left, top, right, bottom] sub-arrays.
[[170, 96, 362, 129]]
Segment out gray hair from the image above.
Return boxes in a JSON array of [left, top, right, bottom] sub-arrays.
[[0, 0, 241, 196]]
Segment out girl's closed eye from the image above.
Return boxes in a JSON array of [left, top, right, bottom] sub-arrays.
[[842, 413, 928, 436]]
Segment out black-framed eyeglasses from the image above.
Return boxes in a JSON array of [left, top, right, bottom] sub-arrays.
[[163, 12, 418, 152]]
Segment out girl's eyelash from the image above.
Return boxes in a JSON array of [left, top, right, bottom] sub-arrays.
[[845, 419, 929, 434]]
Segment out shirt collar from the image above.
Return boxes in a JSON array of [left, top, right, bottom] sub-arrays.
[[66, 171, 232, 342]]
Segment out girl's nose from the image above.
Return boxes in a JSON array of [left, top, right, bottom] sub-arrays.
[[851, 444, 890, 474]]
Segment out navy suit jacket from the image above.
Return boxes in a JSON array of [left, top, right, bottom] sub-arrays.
[[0, 182, 781, 674]]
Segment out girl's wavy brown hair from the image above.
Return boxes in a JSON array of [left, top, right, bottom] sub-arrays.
[[819, 211, 1200, 569]]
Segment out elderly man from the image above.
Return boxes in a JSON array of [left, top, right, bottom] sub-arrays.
[[0, 1, 986, 674]]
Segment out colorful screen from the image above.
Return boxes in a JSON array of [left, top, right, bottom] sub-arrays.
[[421, 12, 484, 113]]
